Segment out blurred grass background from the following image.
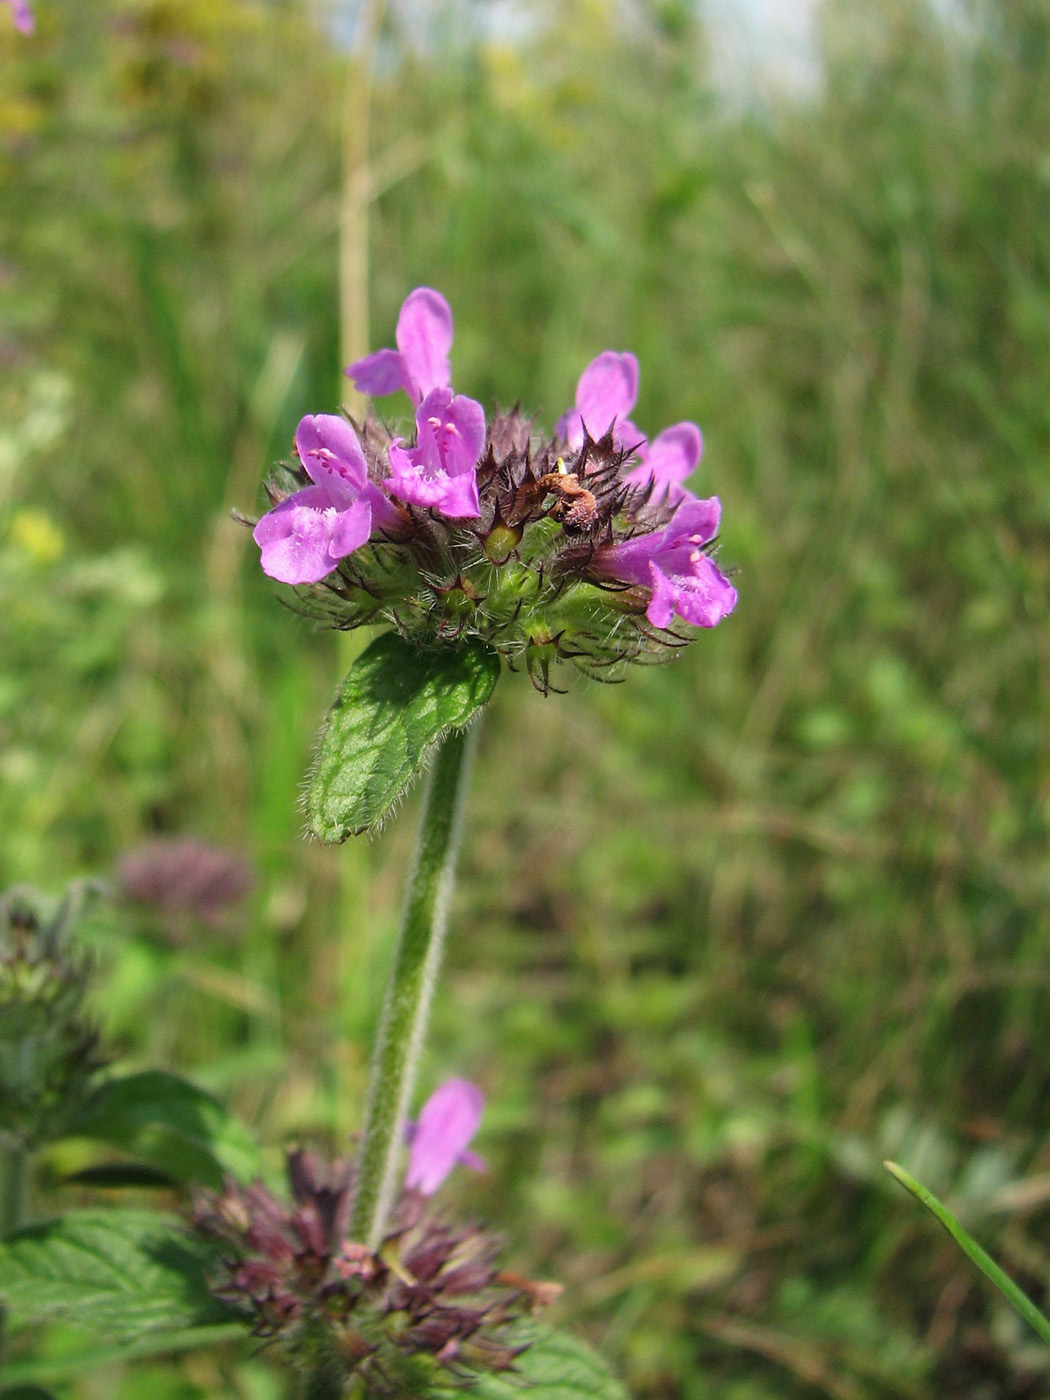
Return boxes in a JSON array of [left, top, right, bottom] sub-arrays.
[[3, 0, 1050, 1395]]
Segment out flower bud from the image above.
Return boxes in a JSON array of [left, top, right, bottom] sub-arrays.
[[482, 521, 522, 565]]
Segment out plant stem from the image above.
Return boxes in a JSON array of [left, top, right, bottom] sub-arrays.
[[1, 1139, 28, 1237], [350, 724, 477, 1250], [303, 1354, 346, 1400]]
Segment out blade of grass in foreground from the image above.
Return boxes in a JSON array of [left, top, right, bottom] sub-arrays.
[[885, 1160, 1050, 1348]]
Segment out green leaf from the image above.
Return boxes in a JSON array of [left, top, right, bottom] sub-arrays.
[[427, 1326, 630, 1399], [65, 1071, 266, 1190], [62, 1162, 179, 1189], [0, 1323, 246, 1387], [0, 1386, 61, 1400], [0, 1210, 233, 1341], [307, 632, 500, 842], [885, 1160, 1050, 1348]]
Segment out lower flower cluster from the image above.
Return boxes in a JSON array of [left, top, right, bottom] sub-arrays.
[[0, 884, 106, 1148], [249, 288, 737, 693], [192, 1150, 555, 1392]]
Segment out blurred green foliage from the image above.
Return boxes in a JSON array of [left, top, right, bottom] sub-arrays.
[[3, 0, 1050, 1395]]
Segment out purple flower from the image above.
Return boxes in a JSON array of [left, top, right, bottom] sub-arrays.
[[594, 496, 738, 630], [386, 386, 486, 518], [557, 351, 703, 505], [347, 288, 454, 406], [2, 0, 33, 33], [405, 1079, 486, 1196], [556, 350, 643, 452], [253, 414, 401, 585], [622, 421, 703, 507]]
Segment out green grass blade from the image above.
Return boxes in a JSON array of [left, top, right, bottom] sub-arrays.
[[885, 1160, 1050, 1348]]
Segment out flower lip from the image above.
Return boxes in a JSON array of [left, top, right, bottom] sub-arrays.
[[405, 1078, 486, 1196], [296, 414, 369, 491]]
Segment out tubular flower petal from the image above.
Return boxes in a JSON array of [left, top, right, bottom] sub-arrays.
[[347, 288, 454, 406], [405, 1079, 486, 1196], [594, 495, 737, 630], [385, 387, 486, 518], [253, 416, 393, 585]]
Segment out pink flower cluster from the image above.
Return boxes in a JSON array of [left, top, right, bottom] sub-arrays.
[[253, 287, 737, 633]]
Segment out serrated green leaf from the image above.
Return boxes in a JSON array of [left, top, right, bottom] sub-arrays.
[[65, 1071, 266, 1190], [307, 632, 500, 842], [0, 1210, 233, 1341], [427, 1326, 630, 1399]]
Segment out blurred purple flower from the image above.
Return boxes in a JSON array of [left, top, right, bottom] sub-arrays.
[[347, 288, 454, 406], [405, 1079, 486, 1196], [2, 0, 33, 34], [116, 838, 253, 928], [594, 495, 738, 630], [557, 351, 703, 506], [253, 415, 401, 585], [386, 387, 486, 518]]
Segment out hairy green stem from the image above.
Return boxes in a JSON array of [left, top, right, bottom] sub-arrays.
[[350, 724, 478, 1250], [1, 1139, 28, 1237]]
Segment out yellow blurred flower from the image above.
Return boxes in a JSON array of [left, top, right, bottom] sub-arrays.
[[9, 507, 64, 564]]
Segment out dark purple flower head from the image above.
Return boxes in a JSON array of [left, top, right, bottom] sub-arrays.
[[2, 0, 33, 34], [405, 1078, 486, 1195], [347, 288, 453, 406], [116, 837, 253, 929], [594, 495, 738, 629], [252, 415, 400, 585], [386, 388, 486, 518], [191, 1130, 551, 1384]]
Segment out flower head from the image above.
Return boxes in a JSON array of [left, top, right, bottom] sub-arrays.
[[249, 288, 737, 686], [1, 883, 107, 1147], [192, 1131, 552, 1385], [2, 0, 34, 34], [347, 288, 454, 406], [405, 1079, 486, 1196], [252, 415, 400, 585], [116, 838, 253, 932]]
